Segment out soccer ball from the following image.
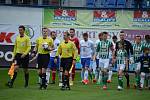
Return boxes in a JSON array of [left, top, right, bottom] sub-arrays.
[[42, 42, 49, 49]]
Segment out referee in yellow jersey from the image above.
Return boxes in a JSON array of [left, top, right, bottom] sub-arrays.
[[32, 27, 53, 90], [54, 32, 76, 90], [6, 25, 31, 88]]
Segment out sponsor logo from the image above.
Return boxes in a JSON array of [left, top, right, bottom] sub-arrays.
[[133, 10, 150, 22], [54, 9, 77, 21], [0, 50, 13, 62], [93, 10, 116, 22], [0, 32, 15, 43], [25, 25, 34, 39]]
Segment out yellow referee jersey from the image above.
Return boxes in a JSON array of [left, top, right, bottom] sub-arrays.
[[56, 40, 77, 59], [13, 35, 31, 56], [36, 37, 53, 54]]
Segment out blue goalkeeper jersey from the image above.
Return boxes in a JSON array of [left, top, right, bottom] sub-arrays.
[[136, 54, 150, 73]]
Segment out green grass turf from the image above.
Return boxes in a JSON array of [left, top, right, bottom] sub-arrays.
[[0, 69, 150, 100]]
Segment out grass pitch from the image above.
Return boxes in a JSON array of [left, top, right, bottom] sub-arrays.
[[0, 69, 150, 100]]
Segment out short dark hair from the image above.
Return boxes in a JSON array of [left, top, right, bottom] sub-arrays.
[[50, 31, 56, 35], [135, 35, 141, 39], [70, 28, 75, 32], [19, 25, 25, 30], [102, 32, 108, 35], [120, 31, 124, 33], [83, 32, 88, 37], [42, 27, 48, 30], [145, 35, 150, 39], [98, 33, 103, 37], [112, 35, 117, 39]]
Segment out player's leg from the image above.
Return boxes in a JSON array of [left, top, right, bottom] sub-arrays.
[[81, 58, 85, 82], [140, 72, 146, 89], [59, 66, 63, 87], [50, 57, 57, 84], [6, 54, 20, 88], [102, 59, 109, 90], [41, 54, 50, 89], [134, 63, 141, 89], [107, 58, 113, 83], [93, 58, 99, 83], [124, 59, 130, 88], [83, 58, 91, 84], [117, 64, 125, 90], [22, 54, 29, 88], [97, 58, 103, 85], [46, 57, 51, 84]]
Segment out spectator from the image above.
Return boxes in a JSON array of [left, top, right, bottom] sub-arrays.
[[134, 0, 143, 8]]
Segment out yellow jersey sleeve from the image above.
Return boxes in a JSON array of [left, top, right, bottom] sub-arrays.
[[24, 37, 31, 55], [13, 39, 17, 56]]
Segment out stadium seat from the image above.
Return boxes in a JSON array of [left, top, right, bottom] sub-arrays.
[[86, 0, 95, 8], [106, 0, 116, 8], [117, 0, 126, 8]]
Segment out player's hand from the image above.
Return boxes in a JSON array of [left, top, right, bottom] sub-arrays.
[[21, 54, 26, 58], [72, 59, 76, 65], [129, 57, 134, 64], [54, 58, 57, 64]]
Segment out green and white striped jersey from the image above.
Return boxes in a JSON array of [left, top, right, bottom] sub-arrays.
[[116, 49, 127, 64], [142, 41, 150, 48], [132, 43, 144, 61], [96, 40, 112, 59]]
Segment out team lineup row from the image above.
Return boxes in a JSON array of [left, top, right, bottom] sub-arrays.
[[6, 25, 150, 91]]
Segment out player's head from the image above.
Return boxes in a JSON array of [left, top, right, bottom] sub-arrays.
[[63, 31, 70, 40], [102, 32, 108, 41], [135, 35, 141, 44], [70, 28, 75, 38], [98, 33, 103, 40], [143, 47, 149, 55], [42, 27, 49, 38], [112, 35, 117, 43], [83, 32, 88, 41], [118, 42, 124, 49], [18, 25, 25, 36], [119, 31, 125, 41], [145, 34, 150, 43], [50, 31, 57, 40]]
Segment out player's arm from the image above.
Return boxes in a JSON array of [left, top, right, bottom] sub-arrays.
[[72, 43, 77, 65], [76, 38, 80, 54], [13, 39, 17, 58], [31, 38, 38, 57], [91, 41, 95, 60], [55, 43, 61, 58], [128, 41, 133, 56], [24, 37, 31, 55], [48, 38, 54, 51], [94, 42, 100, 60]]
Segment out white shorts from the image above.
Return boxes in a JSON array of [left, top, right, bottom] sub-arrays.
[[134, 63, 141, 71], [99, 58, 110, 69], [117, 64, 125, 71]]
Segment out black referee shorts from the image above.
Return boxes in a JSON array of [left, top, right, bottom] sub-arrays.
[[14, 53, 29, 68], [60, 57, 73, 72], [37, 54, 50, 69]]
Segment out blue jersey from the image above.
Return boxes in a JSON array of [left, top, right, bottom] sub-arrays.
[[136, 54, 150, 73]]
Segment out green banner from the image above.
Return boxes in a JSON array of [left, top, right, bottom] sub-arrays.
[[43, 9, 150, 30]]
